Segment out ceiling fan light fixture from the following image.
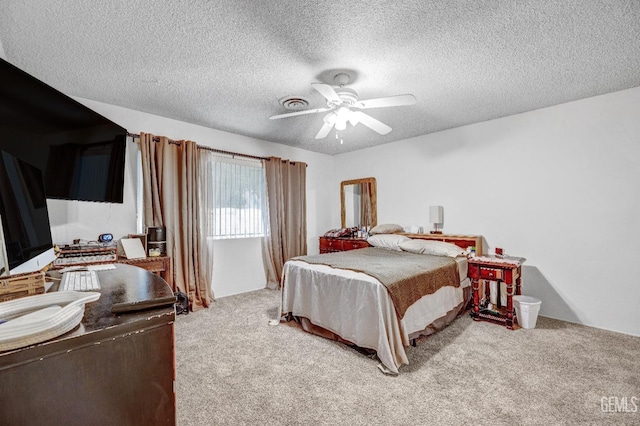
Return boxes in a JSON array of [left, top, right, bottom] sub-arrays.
[[333, 106, 351, 131], [323, 111, 337, 124], [336, 106, 351, 120]]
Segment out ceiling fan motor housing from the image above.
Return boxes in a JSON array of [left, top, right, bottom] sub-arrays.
[[334, 87, 358, 106]]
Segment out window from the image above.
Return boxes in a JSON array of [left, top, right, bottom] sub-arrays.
[[135, 142, 267, 239], [202, 156, 267, 239]]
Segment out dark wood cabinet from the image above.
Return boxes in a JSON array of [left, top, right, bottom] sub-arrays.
[[0, 264, 176, 425], [319, 236, 370, 254]]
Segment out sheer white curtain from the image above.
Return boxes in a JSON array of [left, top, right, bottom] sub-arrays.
[[197, 149, 216, 301], [198, 150, 269, 295]]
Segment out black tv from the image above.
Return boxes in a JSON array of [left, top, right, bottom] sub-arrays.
[[0, 58, 127, 203], [0, 148, 56, 275]]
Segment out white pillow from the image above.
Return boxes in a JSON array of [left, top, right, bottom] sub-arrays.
[[369, 223, 404, 235], [399, 239, 466, 258], [367, 234, 411, 251]]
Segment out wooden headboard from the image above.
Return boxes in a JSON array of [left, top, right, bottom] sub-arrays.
[[401, 233, 483, 255]]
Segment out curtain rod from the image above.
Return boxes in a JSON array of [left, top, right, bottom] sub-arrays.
[[127, 132, 268, 162]]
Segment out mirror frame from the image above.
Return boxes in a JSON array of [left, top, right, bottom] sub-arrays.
[[340, 177, 377, 229]]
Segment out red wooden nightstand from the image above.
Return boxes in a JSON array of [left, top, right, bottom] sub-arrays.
[[468, 255, 526, 329]]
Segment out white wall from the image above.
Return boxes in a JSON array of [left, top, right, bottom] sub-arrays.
[[333, 87, 640, 336], [48, 98, 335, 298], [45, 88, 640, 336]]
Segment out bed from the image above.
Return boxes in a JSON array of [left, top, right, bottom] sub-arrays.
[[277, 233, 482, 374]]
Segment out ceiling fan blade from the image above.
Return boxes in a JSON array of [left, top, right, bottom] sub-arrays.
[[352, 111, 392, 135], [355, 94, 416, 109], [311, 83, 342, 103], [269, 107, 332, 120], [314, 112, 337, 139], [315, 121, 334, 139]]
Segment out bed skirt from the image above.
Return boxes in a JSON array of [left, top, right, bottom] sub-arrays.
[[283, 286, 472, 354]]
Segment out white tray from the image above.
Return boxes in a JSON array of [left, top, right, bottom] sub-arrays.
[[0, 291, 100, 352]]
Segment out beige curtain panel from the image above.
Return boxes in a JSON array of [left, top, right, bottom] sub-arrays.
[[262, 157, 307, 289], [360, 182, 372, 228], [139, 132, 213, 311]]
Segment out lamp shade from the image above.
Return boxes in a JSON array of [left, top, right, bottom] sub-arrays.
[[429, 205, 443, 224]]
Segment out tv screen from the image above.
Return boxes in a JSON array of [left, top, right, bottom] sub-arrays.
[[43, 133, 126, 202], [0, 149, 56, 275], [0, 58, 127, 203]]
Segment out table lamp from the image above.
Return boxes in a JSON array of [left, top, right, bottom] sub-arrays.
[[429, 205, 443, 234]]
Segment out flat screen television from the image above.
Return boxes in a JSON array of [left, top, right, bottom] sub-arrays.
[[0, 148, 56, 275], [0, 58, 127, 203]]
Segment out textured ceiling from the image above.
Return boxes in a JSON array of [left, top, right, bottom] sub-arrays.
[[1, 1, 639, 155]]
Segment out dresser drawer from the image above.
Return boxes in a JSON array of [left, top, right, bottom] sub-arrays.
[[319, 237, 343, 253], [319, 237, 370, 253], [342, 239, 369, 251]]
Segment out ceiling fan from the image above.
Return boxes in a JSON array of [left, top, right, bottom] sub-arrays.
[[269, 73, 416, 140]]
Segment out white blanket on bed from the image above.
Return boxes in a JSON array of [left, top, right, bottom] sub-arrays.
[[281, 257, 469, 374]]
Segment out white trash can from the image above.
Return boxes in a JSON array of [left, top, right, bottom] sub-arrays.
[[513, 295, 542, 329]]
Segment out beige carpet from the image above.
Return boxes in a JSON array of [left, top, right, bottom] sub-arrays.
[[174, 289, 639, 425]]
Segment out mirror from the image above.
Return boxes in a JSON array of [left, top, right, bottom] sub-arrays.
[[341, 177, 377, 229]]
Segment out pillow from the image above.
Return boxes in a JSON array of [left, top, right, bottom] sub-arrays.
[[369, 223, 404, 235], [367, 234, 411, 251], [399, 239, 466, 258]]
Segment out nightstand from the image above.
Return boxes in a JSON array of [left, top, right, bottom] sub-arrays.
[[468, 255, 526, 329]]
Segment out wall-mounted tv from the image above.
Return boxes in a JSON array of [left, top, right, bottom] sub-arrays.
[[0, 58, 127, 203]]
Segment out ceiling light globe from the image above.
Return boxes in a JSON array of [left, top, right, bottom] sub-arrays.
[[323, 111, 337, 124], [336, 106, 351, 119]]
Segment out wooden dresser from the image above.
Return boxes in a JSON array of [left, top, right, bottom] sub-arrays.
[[319, 237, 370, 254], [117, 256, 172, 288], [401, 233, 483, 255]]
